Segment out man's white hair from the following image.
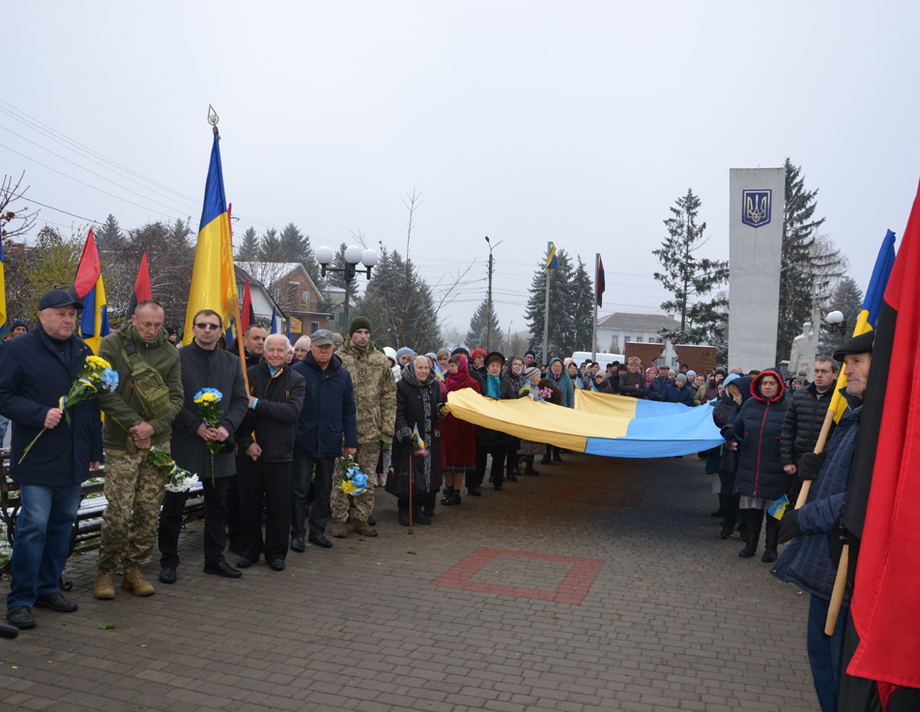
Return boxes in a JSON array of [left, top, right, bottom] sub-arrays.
[[265, 333, 291, 350]]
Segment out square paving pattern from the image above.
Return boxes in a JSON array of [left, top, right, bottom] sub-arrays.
[[431, 547, 604, 604]]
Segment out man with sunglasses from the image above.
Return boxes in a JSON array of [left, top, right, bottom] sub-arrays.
[[157, 310, 249, 584]]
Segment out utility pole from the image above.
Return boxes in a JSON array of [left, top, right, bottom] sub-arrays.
[[484, 236, 501, 352], [592, 252, 599, 363], [543, 241, 551, 365]]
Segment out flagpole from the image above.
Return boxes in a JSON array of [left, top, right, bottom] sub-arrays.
[[226, 200, 250, 394], [543, 241, 551, 365], [592, 252, 599, 363], [795, 408, 836, 509]]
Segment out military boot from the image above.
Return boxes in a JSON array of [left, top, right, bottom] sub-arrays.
[[332, 522, 348, 538], [122, 566, 155, 596], [94, 572, 115, 600]]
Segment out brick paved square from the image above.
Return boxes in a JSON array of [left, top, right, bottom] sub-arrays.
[[554, 482, 644, 507], [430, 546, 604, 604]]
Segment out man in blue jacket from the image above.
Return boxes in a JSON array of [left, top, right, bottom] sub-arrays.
[[290, 329, 357, 550], [0, 290, 103, 630], [772, 331, 873, 712]]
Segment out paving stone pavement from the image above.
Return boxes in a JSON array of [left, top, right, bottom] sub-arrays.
[[0, 453, 819, 711]]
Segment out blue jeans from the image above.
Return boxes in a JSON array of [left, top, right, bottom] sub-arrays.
[[807, 594, 847, 712], [7, 484, 82, 609]]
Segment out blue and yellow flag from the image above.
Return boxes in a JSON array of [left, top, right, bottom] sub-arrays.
[[768, 495, 790, 520], [827, 230, 897, 422], [546, 243, 560, 271], [0, 237, 6, 334], [433, 361, 445, 382], [270, 307, 278, 335], [447, 388, 724, 458], [183, 127, 236, 345], [74, 229, 109, 354]]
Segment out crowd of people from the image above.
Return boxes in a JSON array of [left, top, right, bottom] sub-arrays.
[[0, 289, 891, 711]]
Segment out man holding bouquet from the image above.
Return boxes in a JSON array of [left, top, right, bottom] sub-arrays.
[[93, 299, 185, 599], [157, 309, 248, 583], [0, 289, 103, 630]]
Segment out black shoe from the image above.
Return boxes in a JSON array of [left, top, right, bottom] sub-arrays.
[[540, 457, 551, 465], [367, 516, 376, 527], [524, 467, 540, 475], [269, 559, 285, 571], [398, 508, 410, 527], [720, 524, 735, 539], [290, 536, 305, 553], [553, 456, 563, 462], [441, 487, 455, 505], [159, 566, 177, 584], [203, 562, 242, 578], [493, 485, 503, 491], [413, 510, 432, 525], [711, 508, 724, 518], [34, 592, 78, 613], [510, 467, 522, 476], [421, 506, 435, 517], [6, 607, 35, 630], [236, 557, 255, 569], [505, 473, 518, 482], [467, 487, 482, 497], [308, 533, 333, 549]]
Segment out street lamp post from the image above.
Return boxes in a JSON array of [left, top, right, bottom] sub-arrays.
[[316, 245, 379, 331], [825, 310, 848, 350]]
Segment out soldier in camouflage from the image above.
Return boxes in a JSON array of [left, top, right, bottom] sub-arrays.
[[331, 316, 396, 537], [94, 301, 185, 599]]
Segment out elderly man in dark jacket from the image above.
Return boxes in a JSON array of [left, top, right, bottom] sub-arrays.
[[772, 333, 872, 712], [235, 334, 305, 571], [157, 309, 249, 584], [780, 356, 839, 504], [290, 329, 357, 551], [0, 290, 103, 630]]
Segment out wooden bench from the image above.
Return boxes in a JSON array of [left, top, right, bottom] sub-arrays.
[[1, 449, 204, 582]]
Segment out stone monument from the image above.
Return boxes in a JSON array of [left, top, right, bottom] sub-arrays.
[[728, 168, 786, 370]]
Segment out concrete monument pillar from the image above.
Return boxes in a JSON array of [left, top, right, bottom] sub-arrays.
[[728, 168, 785, 369]]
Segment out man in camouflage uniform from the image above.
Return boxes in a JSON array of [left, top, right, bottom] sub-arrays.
[[94, 300, 185, 599], [331, 316, 396, 537]]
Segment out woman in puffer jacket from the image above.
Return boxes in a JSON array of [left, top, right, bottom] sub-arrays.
[[720, 369, 789, 562]]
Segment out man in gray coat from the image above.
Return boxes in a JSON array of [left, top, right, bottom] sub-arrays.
[[156, 309, 248, 583]]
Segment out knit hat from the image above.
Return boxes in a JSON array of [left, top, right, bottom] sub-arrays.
[[471, 348, 487, 361], [525, 349, 536, 358], [523, 366, 541, 381], [348, 316, 372, 335], [687, 370, 697, 380], [395, 347, 414, 361], [676, 373, 688, 383], [383, 346, 397, 364], [8, 320, 27, 332]]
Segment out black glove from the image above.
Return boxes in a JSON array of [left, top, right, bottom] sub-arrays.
[[777, 508, 802, 543], [797, 452, 826, 481], [719, 425, 736, 442], [396, 427, 413, 445]]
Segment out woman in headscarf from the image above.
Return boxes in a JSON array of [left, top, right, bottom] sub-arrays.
[[388, 355, 443, 526], [440, 353, 480, 505], [720, 370, 789, 561], [503, 355, 529, 480]]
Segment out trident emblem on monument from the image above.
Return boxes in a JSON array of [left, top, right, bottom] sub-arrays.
[[742, 189, 772, 228]]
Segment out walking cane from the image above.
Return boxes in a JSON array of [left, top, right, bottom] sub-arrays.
[[0, 622, 18, 639], [408, 457, 414, 535]]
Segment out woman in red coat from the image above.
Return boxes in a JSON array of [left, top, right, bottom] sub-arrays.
[[441, 354, 480, 505]]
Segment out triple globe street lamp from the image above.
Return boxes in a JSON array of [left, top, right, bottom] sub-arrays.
[[315, 245, 379, 332]]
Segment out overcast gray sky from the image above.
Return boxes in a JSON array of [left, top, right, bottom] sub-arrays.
[[4, 2, 919, 339]]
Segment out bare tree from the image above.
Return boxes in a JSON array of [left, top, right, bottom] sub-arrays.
[[0, 172, 39, 240]]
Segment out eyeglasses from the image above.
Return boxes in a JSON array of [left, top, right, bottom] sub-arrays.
[[195, 322, 222, 331]]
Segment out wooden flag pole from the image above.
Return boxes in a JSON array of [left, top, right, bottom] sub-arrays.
[[795, 408, 837, 509], [825, 544, 849, 635]]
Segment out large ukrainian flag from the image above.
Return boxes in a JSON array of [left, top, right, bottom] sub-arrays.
[[74, 229, 109, 354], [183, 127, 236, 345], [447, 388, 724, 458]]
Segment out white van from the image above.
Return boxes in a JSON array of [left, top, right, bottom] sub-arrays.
[[570, 351, 625, 367]]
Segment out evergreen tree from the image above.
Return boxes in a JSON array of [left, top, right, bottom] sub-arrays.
[[237, 227, 259, 261], [259, 228, 284, 262], [570, 256, 595, 351], [776, 158, 844, 362], [465, 298, 503, 351], [95, 214, 122, 250], [325, 243, 351, 291], [360, 247, 439, 352], [652, 189, 728, 348], [278, 222, 324, 290], [524, 249, 575, 361], [819, 276, 864, 356]]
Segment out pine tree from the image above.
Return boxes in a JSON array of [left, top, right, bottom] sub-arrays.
[[524, 249, 575, 361], [237, 227, 259, 261], [278, 222, 324, 290], [465, 298, 503, 351], [325, 243, 351, 291], [259, 228, 284, 262], [652, 189, 728, 348], [360, 247, 439, 352], [777, 158, 845, 362], [570, 256, 595, 351], [95, 214, 122, 250]]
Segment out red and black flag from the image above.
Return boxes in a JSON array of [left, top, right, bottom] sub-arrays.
[[840, 178, 920, 707], [596, 255, 606, 308], [240, 277, 255, 333], [126, 252, 153, 320]]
